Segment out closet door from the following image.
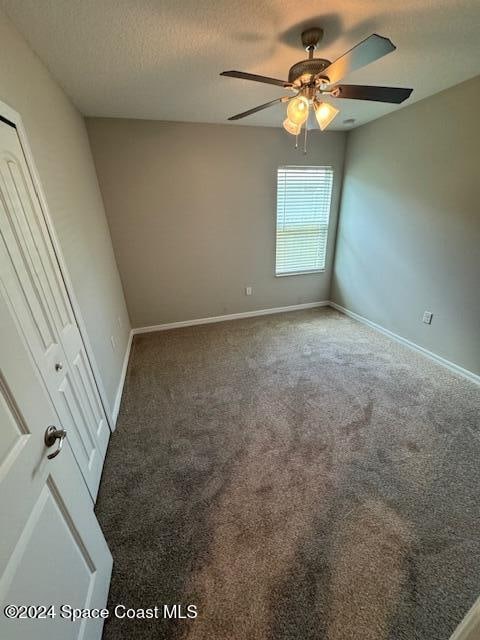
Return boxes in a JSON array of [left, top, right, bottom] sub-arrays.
[[0, 286, 112, 640], [0, 119, 109, 499]]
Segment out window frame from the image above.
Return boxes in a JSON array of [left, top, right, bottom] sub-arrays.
[[274, 165, 334, 277]]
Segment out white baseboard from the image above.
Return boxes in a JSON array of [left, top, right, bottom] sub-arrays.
[[111, 330, 133, 428], [329, 301, 480, 386], [449, 595, 480, 639], [132, 301, 329, 335]]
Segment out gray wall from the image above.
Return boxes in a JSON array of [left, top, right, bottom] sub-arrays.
[[86, 119, 346, 328], [0, 9, 131, 411], [332, 76, 480, 375]]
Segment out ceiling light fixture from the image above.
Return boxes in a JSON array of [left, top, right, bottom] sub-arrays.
[[286, 95, 309, 125], [314, 101, 339, 131], [283, 118, 301, 135]]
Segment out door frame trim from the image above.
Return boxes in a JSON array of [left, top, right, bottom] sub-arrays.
[[0, 98, 114, 431]]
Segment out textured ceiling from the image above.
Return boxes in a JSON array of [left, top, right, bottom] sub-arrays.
[[1, 0, 479, 130]]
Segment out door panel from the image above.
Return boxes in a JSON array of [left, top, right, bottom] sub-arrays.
[[58, 372, 96, 466], [0, 121, 108, 498], [0, 290, 112, 640], [5, 157, 72, 331], [4, 482, 93, 640], [0, 377, 27, 466]]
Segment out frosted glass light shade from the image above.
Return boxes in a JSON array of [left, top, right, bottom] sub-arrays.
[[314, 101, 339, 131], [287, 96, 309, 125], [283, 118, 301, 135]]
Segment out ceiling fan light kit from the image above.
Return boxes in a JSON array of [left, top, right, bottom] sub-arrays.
[[220, 26, 413, 152], [314, 101, 340, 131], [282, 118, 301, 136], [286, 95, 309, 125]]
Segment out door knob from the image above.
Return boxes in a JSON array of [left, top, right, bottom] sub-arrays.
[[55, 362, 63, 372], [44, 425, 67, 460]]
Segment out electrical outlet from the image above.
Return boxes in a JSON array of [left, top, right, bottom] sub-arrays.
[[245, 286, 253, 296], [422, 311, 433, 325], [110, 335, 116, 351]]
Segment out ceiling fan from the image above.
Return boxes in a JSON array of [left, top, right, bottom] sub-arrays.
[[220, 28, 413, 135]]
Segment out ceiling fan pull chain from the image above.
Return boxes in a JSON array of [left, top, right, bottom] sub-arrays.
[[303, 122, 308, 154], [295, 132, 299, 149]]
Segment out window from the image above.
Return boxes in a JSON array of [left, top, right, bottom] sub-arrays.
[[275, 166, 333, 276]]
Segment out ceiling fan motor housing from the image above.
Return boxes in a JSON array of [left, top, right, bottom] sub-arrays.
[[288, 58, 331, 84]]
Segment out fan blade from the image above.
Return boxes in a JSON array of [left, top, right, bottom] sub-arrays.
[[227, 97, 289, 121], [221, 70, 291, 88], [323, 34, 396, 85], [331, 84, 413, 104]]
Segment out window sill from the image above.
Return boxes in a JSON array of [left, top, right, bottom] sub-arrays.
[[275, 269, 326, 277]]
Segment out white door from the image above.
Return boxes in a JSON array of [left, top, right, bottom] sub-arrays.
[[0, 120, 109, 499], [0, 286, 112, 639]]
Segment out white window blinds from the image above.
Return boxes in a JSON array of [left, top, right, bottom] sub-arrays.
[[275, 166, 333, 276]]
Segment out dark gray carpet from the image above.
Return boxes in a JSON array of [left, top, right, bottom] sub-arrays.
[[96, 308, 480, 640]]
